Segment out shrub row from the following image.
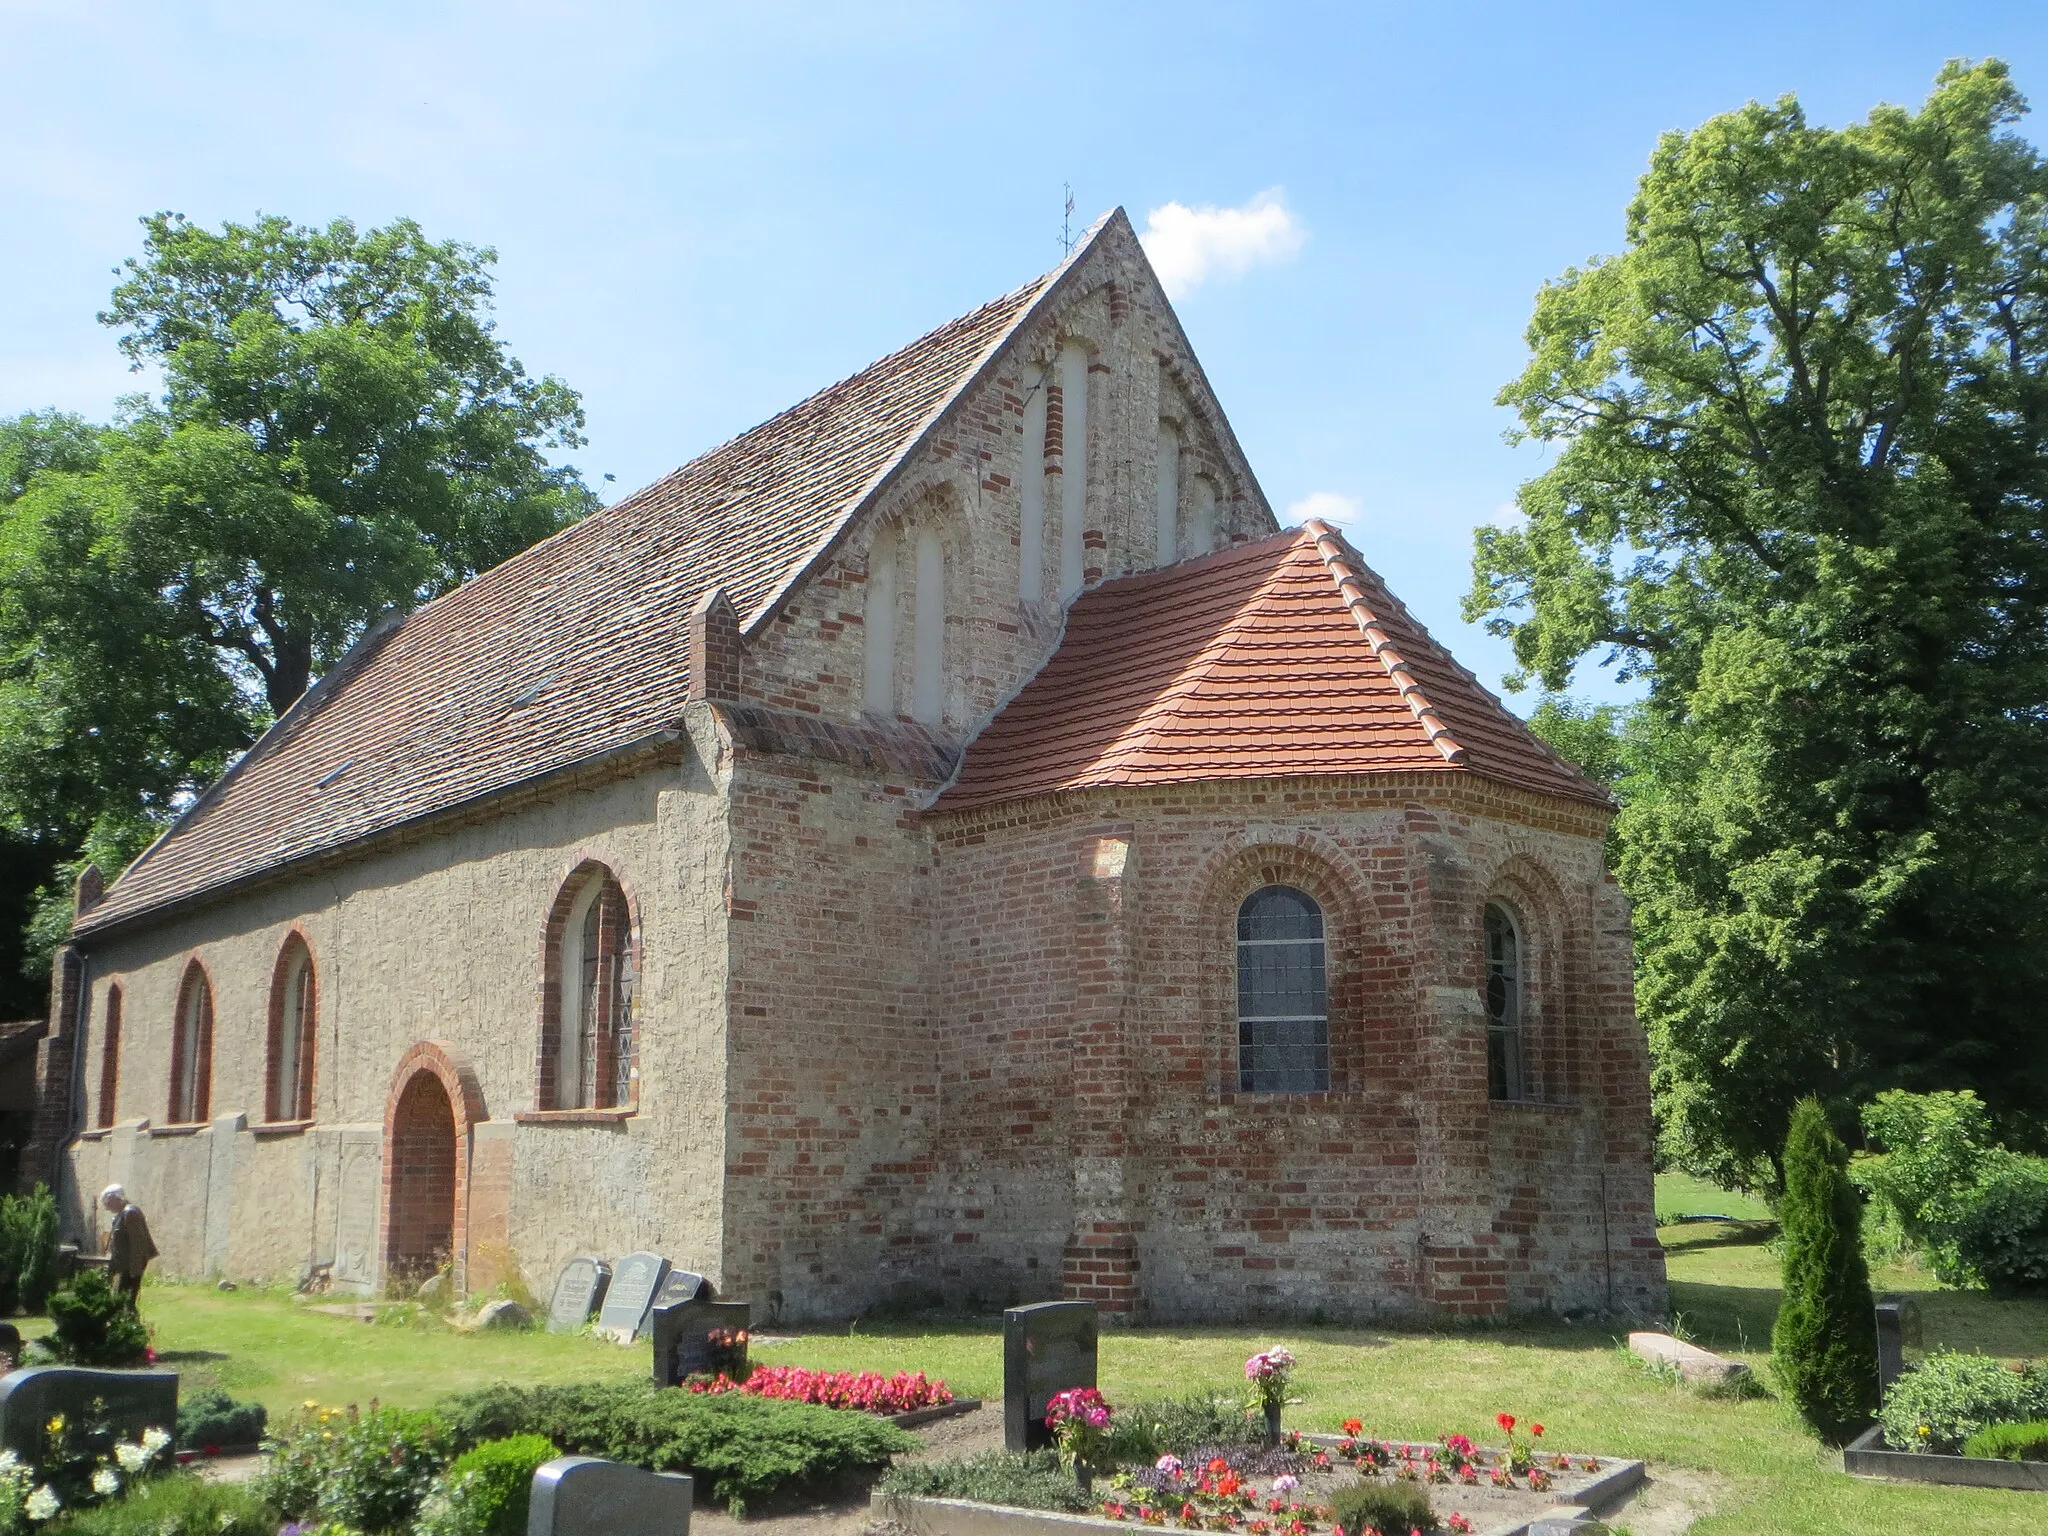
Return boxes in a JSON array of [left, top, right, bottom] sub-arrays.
[[878, 1450, 1093, 1512], [435, 1380, 915, 1513]]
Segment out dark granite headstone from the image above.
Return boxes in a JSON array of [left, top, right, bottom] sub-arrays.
[[0, 1367, 178, 1468], [1876, 1296, 1923, 1393], [651, 1300, 751, 1387], [529, 1455, 691, 1536], [597, 1252, 670, 1342], [1003, 1300, 1096, 1452], [546, 1257, 611, 1334]]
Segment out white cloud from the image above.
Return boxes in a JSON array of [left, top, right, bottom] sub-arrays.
[[1138, 189, 1305, 299], [1286, 490, 1363, 530]]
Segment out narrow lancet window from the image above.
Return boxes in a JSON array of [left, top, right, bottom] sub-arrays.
[[97, 985, 122, 1129], [169, 963, 213, 1124], [269, 936, 317, 1122], [1058, 343, 1089, 599], [553, 871, 633, 1110], [913, 528, 944, 725], [1155, 425, 1180, 567], [1485, 903, 1525, 1101], [863, 524, 897, 714], [1019, 367, 1047, 600]]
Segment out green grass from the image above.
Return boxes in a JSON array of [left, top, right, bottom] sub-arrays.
[[1655, 1170, 1775, 1225], [54, 1182, 2048, 1533]]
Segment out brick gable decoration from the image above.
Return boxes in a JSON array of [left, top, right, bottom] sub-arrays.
[[45, 207, 1666, 1328]]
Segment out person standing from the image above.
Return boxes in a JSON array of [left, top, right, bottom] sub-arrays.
[[101, 1185, 157, 1302]]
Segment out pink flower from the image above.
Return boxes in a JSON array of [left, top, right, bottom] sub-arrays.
[[1156, 1455, 1184, 1477], [1271, 1475, 1299, 1494]]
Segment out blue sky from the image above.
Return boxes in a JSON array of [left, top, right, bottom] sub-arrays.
[[5, 1, 2046, 708]]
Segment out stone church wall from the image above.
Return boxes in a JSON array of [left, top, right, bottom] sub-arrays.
[[56, 758, 732, 1297]]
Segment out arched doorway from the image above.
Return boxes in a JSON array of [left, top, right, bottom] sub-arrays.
[[386, 1070, 456, 1286]]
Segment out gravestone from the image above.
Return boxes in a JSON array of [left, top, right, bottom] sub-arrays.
[[546, 1256, 611, 1334], [1003, 1300, 1096, 1452], [1876, 1296, 1923, 1393], [651, 1268, 710, 1313], [651, 1299, 751, 1387], [0, 1367, 178, 1467], [597, 1251, 670, 1342], [529, 1455, 691, 1536]]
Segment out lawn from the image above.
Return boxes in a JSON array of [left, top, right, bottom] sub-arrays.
[[67, 1179, 2048, 1534]]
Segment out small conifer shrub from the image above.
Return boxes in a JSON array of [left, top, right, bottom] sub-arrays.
[[1771, 1097, 1880, 1441]]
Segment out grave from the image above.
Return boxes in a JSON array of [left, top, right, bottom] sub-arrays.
[[1626, 1331, 1749, 1388], [651, 1299, 751, 1387], [0, 1367, 178, 1466], [1003, 1300, 1096, 1452], [546, 1257, 611, 1334], [596, 1252, 670, 1342], [1875, 1296, 1922, 1393], [529, 1455, 692, 1536], [651, 1268, 711, 1312]]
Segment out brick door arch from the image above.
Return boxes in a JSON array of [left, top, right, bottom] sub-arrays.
[[379, 1042, 488, 1292]]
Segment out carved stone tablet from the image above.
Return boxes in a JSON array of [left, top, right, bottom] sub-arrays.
[[1003, 1300, 1097, 1452], [651, 1300, 750, 1386], [528, 1455, 691, 1536], [597, 1251, 670, 1342], [547, 1256, 610, 1334]]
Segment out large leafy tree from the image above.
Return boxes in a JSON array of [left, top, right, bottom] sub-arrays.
[[1470, 61, 2048, 1186], [0, 214, 596, 980]]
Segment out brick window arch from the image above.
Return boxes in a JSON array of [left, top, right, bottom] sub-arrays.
[[96, 984, 122, 1129], [168, 960, 213, 1124], [539, 864, 636, 1110], [1483, 901, 1526, 1101], [267, 932, 318, 1122], [1236, 885, 1331, 1093]]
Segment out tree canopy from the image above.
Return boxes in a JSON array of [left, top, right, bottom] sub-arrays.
[[1472, 61, 2048, 1185], [0, 213, 595, 977]]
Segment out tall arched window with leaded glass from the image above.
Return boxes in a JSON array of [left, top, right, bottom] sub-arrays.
[[1237, 885, 1330, 1093], [1484, 902, 1524, 1101]]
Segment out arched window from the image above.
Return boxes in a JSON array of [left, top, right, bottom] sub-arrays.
[[169, 962, 213, 1124], [1484, 903, 1525, 1101], [912, 527, 944, 725], [1019, 366, 1047, 600], [547, 869, 634, 1110], [863, 523, 897, 715], [1237, 886, 1330, 1093], [1154, 424, 1180, 568], [268, 935, 317, 1122], [96, 984, 122, 1129]]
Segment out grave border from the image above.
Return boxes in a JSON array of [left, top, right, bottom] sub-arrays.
[[1843, 1423, 2048, 1491]]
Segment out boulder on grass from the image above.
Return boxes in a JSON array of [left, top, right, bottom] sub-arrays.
[[1628, 1331, 1750, 1387], [477, 1299, 532, 1330]]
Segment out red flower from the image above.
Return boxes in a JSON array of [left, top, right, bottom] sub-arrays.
[[1342, 1417, 1363, 1436], [1495, 1413, 1515, 1432], [1531, 1423, 1544, 1437]]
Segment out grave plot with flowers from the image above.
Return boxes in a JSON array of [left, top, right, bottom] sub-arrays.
[[880, 1350, 1641, 1536]]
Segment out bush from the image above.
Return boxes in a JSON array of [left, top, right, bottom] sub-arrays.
[[1771, 1097, 1879, 1442], [174, 1390, 266, 1452], [257, 1403, 450, 1531], [415, 1434, 558, 1536], [0, 1185, 61, 1316], [435, 1380, 914, 1514], [1102, 1394, 1258, 1464], [1329, 1480, 1438, 1536], [1856, 1090, 2048, 1291], [41, 1475, 271, 1536], [43, 1271, 148, 1366], [877, 1451, 1092, 1512], [1878, 1350, 2048, 1452], [1961, 1418, 2048, 1461]]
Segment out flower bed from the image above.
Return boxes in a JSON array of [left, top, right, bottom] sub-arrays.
[[684, 1366, 956, 1415]]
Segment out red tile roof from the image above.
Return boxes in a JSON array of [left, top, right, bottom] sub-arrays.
[[935, 523, 1607, 813], [79, 269, 1059, 936]]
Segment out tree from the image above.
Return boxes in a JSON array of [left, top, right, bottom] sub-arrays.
[[1468, 61, 2048, 1186], [1772, 1098, 1879, 1440], [0, 214, 595, 983]]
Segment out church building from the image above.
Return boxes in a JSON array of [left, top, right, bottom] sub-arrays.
[[29, 211, 1667, 1323]]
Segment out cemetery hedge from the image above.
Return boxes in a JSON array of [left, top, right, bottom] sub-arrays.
[[43, 1476, 272, 1536], [435, 1379, 916, 1512], [879, 1449, 1094, 1512]]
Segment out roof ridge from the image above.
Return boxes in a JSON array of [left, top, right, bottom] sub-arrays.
[[1301, 521, 1466, 767]]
